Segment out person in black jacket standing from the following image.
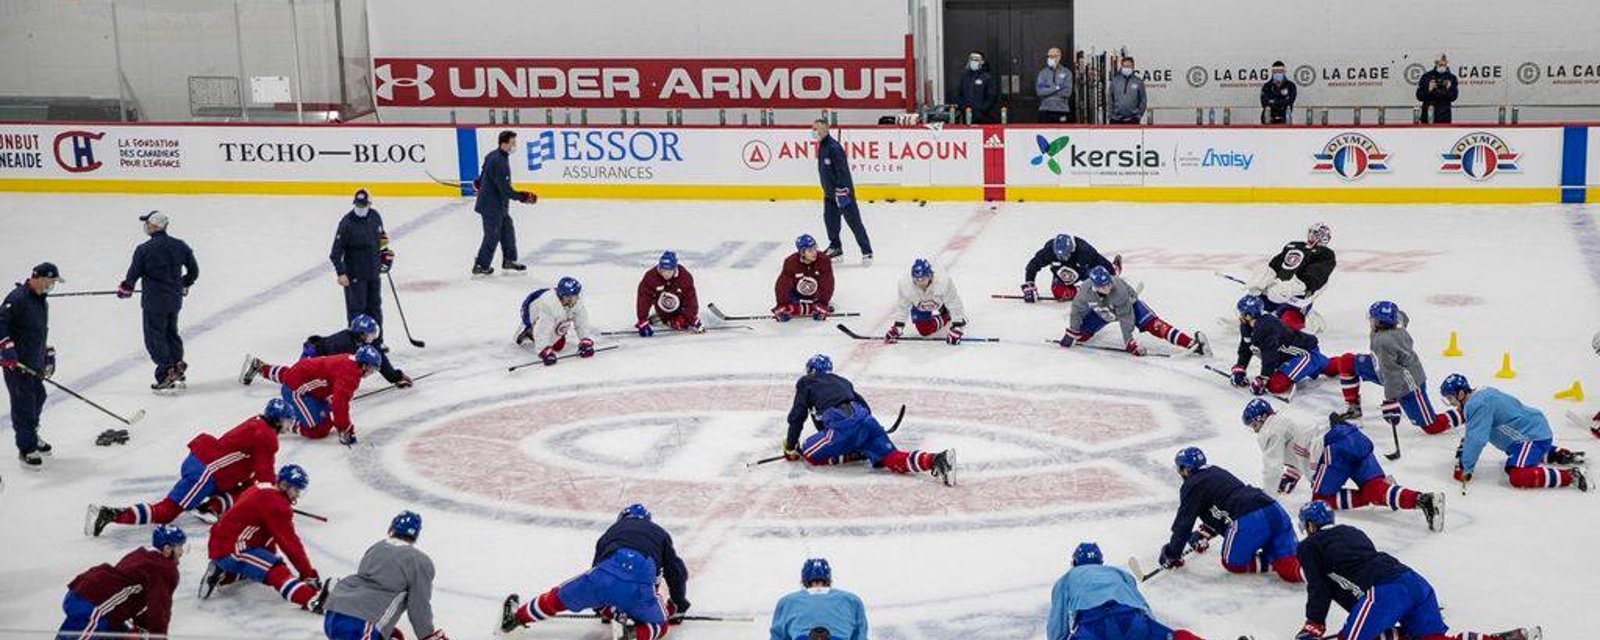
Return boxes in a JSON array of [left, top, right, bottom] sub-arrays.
[[813, 120, 873, 265], [956, 51, 999, 124], [1260, 61, 1297, 125], [1, 262, 61, 468], [330, 189, 391, 334], [1416, 54, 1459, 124], [117, 212, 198, 390], [472, 130, 537, 276]]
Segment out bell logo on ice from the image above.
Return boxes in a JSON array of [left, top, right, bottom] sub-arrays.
[[373, 63, 435, 102], [1439, 132, 1520, 181], [53, 130, 105, 173], [1312, 133, 1390, 181]]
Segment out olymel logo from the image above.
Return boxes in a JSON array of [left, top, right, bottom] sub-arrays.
[[1312, 132, 1390, 181], [1439, 132, 1520, 181], [1028, 134, 1159, 175], [374, 63, 435, 102]]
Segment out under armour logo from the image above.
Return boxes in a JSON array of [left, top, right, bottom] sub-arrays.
[[374, 64, 435, 102]]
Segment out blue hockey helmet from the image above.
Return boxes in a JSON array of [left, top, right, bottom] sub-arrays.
[[1174, 447, 1208, 473], [618, 503, 652, 521], [354, 345, 383, 369], [1307, 222, 1332, 247], [390, 510, 422, 541], [1088, 265, 1114, 289], [556, 276, 583, 299], [262, 398, 293, 429], [801, 557, 833, 585], [350, 314, 380, 341], [1298, 501, 1335, 533], [658, 251, 679, 272], [806, 354, 833, 376], [1241, 398, 1274, 428], [1439, 373, 1472, 398], [277, 464, 310, 491], [152, 524, 187, 550], [1051, 234, 1077, 261], [1368, 301, 1400, 328], [1071, 542, 1103, 566], [1236, 295, 1265, 318], [911, 258, 934, 280], [796, 234, 818, 251]]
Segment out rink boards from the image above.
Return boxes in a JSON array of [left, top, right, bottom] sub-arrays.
[[0, 122, 1592, 203]]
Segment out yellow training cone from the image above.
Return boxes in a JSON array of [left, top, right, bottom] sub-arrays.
[[1555, 380, 1585, 402], [1494, 351, 1516, 379], [1441, 331, 1463, 357]]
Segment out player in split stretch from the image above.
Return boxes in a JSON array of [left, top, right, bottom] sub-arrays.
[[636, 251, 703, 336], [1243, 399, 1445, 531], [773, 234, 836, 322], [1233, 295, 1373, 407], [769, 558, 868, 640], [1442, 374, 1588, 492], [240, 314, 411, 389], [516, 276, 598, 365], [242, 347, 381, 445], [1057, 266, 1207, 356], [1367, 301, 1459, 432], [782, 355, 955, 485], [59, 525, 185, 640], [1159, 447, 1302, 583], [1294, 502, 1541, 640], [323, 511, 447, 640], [501, 504, 691, 640], [1244, 222, 1336, 332], [201, 464, 330, 612], [1021, 233, 1117, 303], [87, 399, 292, 536], [1046, 542, 1206, 640], [885, 259, 967, 345]]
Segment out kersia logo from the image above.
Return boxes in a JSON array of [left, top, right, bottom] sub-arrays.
[[1029, 134, 1160, 175], [1031, 134, 1071, 174], [1439, 132, 1520, 181]]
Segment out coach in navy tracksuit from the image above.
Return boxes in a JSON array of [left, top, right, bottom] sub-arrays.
[[118, 212, 198, 387], [1, 262, 61, 467], [472, 130, 536, 275], [330, 189, 391, 332], [813, 120, 873, 264]]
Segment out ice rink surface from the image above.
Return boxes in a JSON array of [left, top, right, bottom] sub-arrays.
[[1, 193, 1597, 639]]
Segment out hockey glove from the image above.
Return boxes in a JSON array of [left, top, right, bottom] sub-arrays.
[[772, 305, 794, 323], [419, 630, 448, 640], [1294, 622, 1326, 640], [1112, 254, 1123, 275], [810, 305, 831, 322], [1279, 466, 1301, 494], [1229, 365, 1248, 388], [378, 249, 395, 274], [885, 323, 903, 344], [42, 347, 56, 378], [833, 187, 853, 208], [1381, 399, 1403, 427], [1058, 330, 1080, 349], [395, 374, 414, 389], [1250, 375, 1270, 396], [1187, 526, 1215, 554], [515, 190, 537, 204], [539, 347, 559, 366], [1, 341, 18, 371], [947, 321, 966, 346], [1157, 546, 1184, 570], [1453, 464, 1471, 484], [116, 282, 135, 299], [636, 318, 655, 338], [1020, 282, 1038, 303], [1125, 339, 1145, 357], [301, 342, 320, 360], [668, 599, 691, 624], [578, 338, 596, 358], [338, 429, 358, 447], [515, 327, 534, 345]]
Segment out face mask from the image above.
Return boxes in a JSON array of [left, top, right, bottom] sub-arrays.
[[812, 129, 824, 141], [354, 206, 370, 217], [44, 282, 57, 294], [1436, 65, 1447, 72], [969, 60, 982, 71], [1047, 58, 1059, 68], [1272, 72, 1285, 82], [1121, 67, 1133, 77]]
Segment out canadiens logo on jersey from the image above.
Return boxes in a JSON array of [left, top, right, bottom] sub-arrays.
[[657, 291, 681, 313], [1438, 132, 1521, 181], [1312, 132, 1390, 181], [796, 276, 820, 297], [1281, 249, 1305, 270], [915, 298, 942, 312], [1054, 266, 1080, 284]]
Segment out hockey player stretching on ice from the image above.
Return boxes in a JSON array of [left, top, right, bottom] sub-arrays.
[[516, 276, 598, 365], [88, 398, 292, 535], [1368, 301, 1459, 432], [1159, 447, 1302, 583], [1046, 542, 1205, 640], [1243, 399, 1444, 531], [782, 355, 955, 485], [773, 234, 835, 322], [1057, 266, 1207, 356], [59, 525, 185, 640], [244, 346, 381, 445], [1021, 233, 1116, 303], [1245, 222, 1336, 332], [1441, 374, 1588, 492], [1234, 295, 1373, 408], [770, 558, 868, 640], [885, 259, 966, 345], [323, 511, 447, 640], [636, 251, 703, 336], [202, 464, 330, 612], [1294, 501, 1540, 640], [501, 504, 691, 640], [240, 315, 410, 389]]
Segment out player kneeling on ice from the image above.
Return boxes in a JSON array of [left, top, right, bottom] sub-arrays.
[[773, 234, 836, 322], [322, 511, 447, 640], [1243, 399, 1444, 531], [243, 346, 381, 445], [1367, 301, 1460, 433], [885, 259, 967, 345], [770, 558, 868, 640], [516, 276, 599, 365], [1243, 222, 1336, 332], [1047, 543, 1206, 640], [1233, 295, 1372, 407], [1441, 374, 1587, 492], [1057, 266, 1206, 356], [1294, 502, 1540, 640], [1021, 233, 1117, 303], [636, 251, 703, 336], [781, 355, 955, 485], [201, 464, 332, 611], [60, 525, 185, 640], [1159, 447, 1302, 583], [501, 504, 691, 639], [242, 314, 412, 390], [88, 398, 292, 536]]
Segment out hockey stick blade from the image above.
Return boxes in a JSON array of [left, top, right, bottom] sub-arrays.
[[885, 404, 907, 434], [508, 344, 621, 372], [1383, 421, 1402, 461], [840, 323, 999, 343], [1202, 364, 1292, 403], [424, 170, 470, 187], [385, 272, 426, 348]]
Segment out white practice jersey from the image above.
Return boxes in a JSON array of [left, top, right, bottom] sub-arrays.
[[1255, 413, 1328, 489], [896, 271, 967, 326], [522, 291, 596, 352]]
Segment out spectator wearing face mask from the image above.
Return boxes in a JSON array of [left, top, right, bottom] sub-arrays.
[[330, 189, 392, 338], [1260, 60, 1297, 125], [956, 51, 998, 124], [1106, 57, 1146, 124], [1417, 54, 1459, 124], [1036, 47, 1072, 123]]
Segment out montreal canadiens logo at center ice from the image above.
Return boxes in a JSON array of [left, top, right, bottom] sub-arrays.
[[1312, 132, 1391, 180]]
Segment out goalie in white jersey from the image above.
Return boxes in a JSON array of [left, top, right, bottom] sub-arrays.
[[884, 259, 968, 345]]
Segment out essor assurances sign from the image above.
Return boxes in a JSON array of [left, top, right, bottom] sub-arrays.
[[372, 58, 910, 109]]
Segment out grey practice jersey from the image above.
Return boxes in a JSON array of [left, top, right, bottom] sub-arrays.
[[1069, 277, 1139, 343], [1369, 311, 1425, 400], [326, 538, 437, 638]]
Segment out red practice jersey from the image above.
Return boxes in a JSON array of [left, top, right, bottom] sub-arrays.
[[66, 548, 180, 634], [208, 486, 315, 577], [186, 416, 279, 492], [773, 252, 834, 307], [277, 354, 363, 430], [636, 265, 700, 322]]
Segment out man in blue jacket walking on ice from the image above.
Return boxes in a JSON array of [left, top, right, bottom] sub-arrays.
[[813, 120, 873, 266]]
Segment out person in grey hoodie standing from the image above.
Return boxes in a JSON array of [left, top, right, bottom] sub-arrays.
[[1106, 57, 1147, 124], [320, 511, 446, 640], [1035, 47, 1073, 123]]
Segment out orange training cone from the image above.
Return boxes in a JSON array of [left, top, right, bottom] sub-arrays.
[[1555, 380, 1585, 402], [1441, 331, 1463, 357], [1494, 351, 1516, 379]]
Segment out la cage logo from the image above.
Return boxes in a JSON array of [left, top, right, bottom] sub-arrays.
[[54, 130, 105, 173], [1312, 132, 1390, 181], [374, 63, 435, 102], [1439, 132, 1520, 181]]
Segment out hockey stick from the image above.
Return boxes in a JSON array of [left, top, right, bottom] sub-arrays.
[[508, 344, 621, 372], [557, 613, 757, 623], [708, 302, 861, 322], [293, 508, 328, 522], [17, 365, 144, 425], [1040, 339, 1174, 358], [50, 289, 139, 298], [352, 371, 441, 401], [425, 170, 470, 187], [384, 272, 426, 348], [1384, 420, 1403, 461], [836, 323, 1001, 343], [1202, 364, 1293, 403], [990, 293, 1070, 303], [598, 325, 752, 338], [746, 405, 906, 467], [1214, 271, 1249, 286]]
